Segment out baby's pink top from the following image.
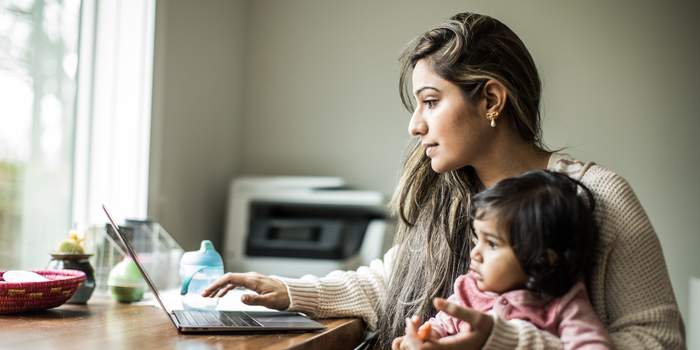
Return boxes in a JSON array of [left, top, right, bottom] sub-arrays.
[[428, 273, 614, 350]]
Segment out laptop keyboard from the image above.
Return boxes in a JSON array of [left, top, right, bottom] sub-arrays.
[[179, 310, 263, 327], [218, 311, 263, 327]]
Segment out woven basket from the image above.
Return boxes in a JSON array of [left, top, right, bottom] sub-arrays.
[[0, 270, 87, 314]]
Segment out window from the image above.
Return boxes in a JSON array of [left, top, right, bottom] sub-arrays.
[[0, 0, 155, 270], [0, 0, 81, 269]]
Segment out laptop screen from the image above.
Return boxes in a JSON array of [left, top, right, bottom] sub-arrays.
[[103, 204, 177, 324]]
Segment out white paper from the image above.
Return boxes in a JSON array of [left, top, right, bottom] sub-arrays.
[[133, 287, 273, 312]]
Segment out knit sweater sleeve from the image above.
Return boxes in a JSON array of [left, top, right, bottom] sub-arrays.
[[270, 246, 395, 331]]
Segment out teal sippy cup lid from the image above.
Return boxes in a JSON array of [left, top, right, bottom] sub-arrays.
[[180, 240, 223, 267], [180, 240, 223, 295]]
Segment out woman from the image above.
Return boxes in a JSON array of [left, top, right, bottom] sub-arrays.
[[203, 12, 685, 349]]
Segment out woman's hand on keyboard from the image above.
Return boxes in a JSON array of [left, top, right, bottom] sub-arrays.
[[201, 272, 291, 310]]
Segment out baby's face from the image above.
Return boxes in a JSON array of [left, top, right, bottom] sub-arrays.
[[469, 216, 528, 294]]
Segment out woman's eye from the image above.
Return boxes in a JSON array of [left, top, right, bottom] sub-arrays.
[[424, 99, 437, 108]]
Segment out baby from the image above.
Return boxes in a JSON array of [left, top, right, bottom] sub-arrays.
[[393, 169, 614, 350]]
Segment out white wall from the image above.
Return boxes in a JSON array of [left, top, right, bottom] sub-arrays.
[[151, 0, 700, 333], [149, 0, 249, 251]]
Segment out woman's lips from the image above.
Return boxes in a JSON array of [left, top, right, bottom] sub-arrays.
[[423, 143, 437, 156]]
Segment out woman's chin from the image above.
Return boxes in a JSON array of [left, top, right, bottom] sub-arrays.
[[430, 160, 457, 174]]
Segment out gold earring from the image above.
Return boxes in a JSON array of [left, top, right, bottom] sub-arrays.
[[487, 112, 498, 127]]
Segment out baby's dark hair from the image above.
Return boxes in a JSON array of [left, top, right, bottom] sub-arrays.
[[470, 169, 598, 298]]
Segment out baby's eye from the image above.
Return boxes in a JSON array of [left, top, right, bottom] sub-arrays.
[[487, 241, 498, 249]]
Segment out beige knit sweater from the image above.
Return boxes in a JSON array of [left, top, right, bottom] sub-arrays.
[[274, 153, 686, 349]]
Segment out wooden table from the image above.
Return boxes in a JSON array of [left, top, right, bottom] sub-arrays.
[[0, 296, 367, 350]]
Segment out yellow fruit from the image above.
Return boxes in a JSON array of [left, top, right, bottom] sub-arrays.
[[57, 240, 85, 253], [57, 230, 85, 253]]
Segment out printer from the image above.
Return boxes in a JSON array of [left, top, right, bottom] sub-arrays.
[[222, 176, 395, 278]]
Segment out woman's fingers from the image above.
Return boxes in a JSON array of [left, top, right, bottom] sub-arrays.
[[407, 315, 421, 334], [202, 273, 247, 296], [202, 272, 267, 295], [433, 297, 494, 349], [392, 336, 404, 350], [433, 298, 480, 324], [215, 284, 237, 297]]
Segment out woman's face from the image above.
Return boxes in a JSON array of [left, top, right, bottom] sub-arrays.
[[409, 60, 492, 173]]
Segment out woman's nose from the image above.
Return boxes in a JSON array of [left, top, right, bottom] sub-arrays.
[[408, 108, 427, 136]]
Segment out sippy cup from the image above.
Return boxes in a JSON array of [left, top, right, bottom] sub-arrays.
[[179, 240, 224, 310]]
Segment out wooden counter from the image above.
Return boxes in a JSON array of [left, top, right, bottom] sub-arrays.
[[0, 296, 367, 350]]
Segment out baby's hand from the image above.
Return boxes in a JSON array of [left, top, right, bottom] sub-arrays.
[[418, 323, 436, 341], [392, 316, 440, 349]]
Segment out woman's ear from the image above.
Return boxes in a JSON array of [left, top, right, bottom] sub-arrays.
[[482, 80, 507, 115]]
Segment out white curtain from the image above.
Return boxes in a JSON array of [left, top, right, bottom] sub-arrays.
[[72, 0, 156, 228]]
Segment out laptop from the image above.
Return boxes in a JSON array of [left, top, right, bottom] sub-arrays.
[[102, 204, 327, 333]]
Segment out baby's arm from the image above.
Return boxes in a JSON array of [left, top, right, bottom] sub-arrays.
[[426, 311, 453, 339], [426, 294, 470, 338], [557, 282, 614, 349]]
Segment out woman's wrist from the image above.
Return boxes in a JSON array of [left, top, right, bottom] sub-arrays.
[[270, 275, 318, 314]]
